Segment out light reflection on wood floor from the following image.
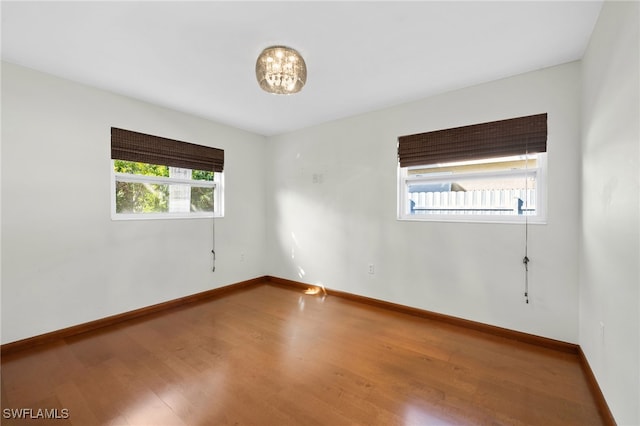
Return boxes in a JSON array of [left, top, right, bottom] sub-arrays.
[[1, 283, 603, 425]]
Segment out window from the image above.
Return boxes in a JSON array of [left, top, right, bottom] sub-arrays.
[[111, 128, 224, 220], [397, 113, 547, 223], [398, 154, 546, 222], [112, 161, 223, 219]]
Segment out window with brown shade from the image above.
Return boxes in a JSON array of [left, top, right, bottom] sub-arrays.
[[110, 128, 225, 220], [397, 114, 548, 223]]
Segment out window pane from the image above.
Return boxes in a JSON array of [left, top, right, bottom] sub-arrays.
[[192, 169, 215, 181], [409, 156, 537, 176], [115, 161, 214, 182], [190, 186, 214, 212], [112, 160, 221, 219], [116, 181, 169, 213], [114, 160, 169, 177], [407, 175, 536, 216], [399, 153, 544, 222]]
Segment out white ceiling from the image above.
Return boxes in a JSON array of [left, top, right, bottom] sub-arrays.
[[1, 1, 603, 136]]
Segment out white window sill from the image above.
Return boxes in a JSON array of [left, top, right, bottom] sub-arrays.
[[397, 215, 547, 225], [112, 212, 223, 221]]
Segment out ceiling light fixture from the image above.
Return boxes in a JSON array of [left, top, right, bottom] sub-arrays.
[[255, 46, 307, 95]]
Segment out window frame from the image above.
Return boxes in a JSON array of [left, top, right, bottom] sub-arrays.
[[110, 160, 224, 221], [397, 153, 547, 224]]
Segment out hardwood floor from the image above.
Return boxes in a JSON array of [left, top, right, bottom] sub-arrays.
[[1, 283, 604, 425]]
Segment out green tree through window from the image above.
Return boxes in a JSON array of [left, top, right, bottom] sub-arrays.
[[113, 161, 216, 215]]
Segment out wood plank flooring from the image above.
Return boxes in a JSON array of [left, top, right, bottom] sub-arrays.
[[1, 283, 604, 425]]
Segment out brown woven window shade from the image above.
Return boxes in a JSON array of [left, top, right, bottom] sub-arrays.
[[397, 113, 547, 168], [111, 127, 224, 173]]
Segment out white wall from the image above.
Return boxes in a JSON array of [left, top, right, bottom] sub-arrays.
[[580, 1, 640, 424], [266, 62, 582, 343], [1, 62, 267, 344], [3, 8, 638, 421]]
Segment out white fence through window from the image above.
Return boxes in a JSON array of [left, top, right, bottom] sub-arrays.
[[408, 188, 536, 216]]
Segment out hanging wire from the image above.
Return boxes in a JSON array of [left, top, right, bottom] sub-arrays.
[[211, 213, 216, 272], [523, 150, 530, 303]]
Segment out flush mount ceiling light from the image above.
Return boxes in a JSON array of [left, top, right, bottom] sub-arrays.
[[255, 46, 307, 95]]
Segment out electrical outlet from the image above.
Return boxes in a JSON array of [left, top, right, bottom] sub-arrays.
[[240, 253, 245, 262], [368, 264, 375, 275]]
